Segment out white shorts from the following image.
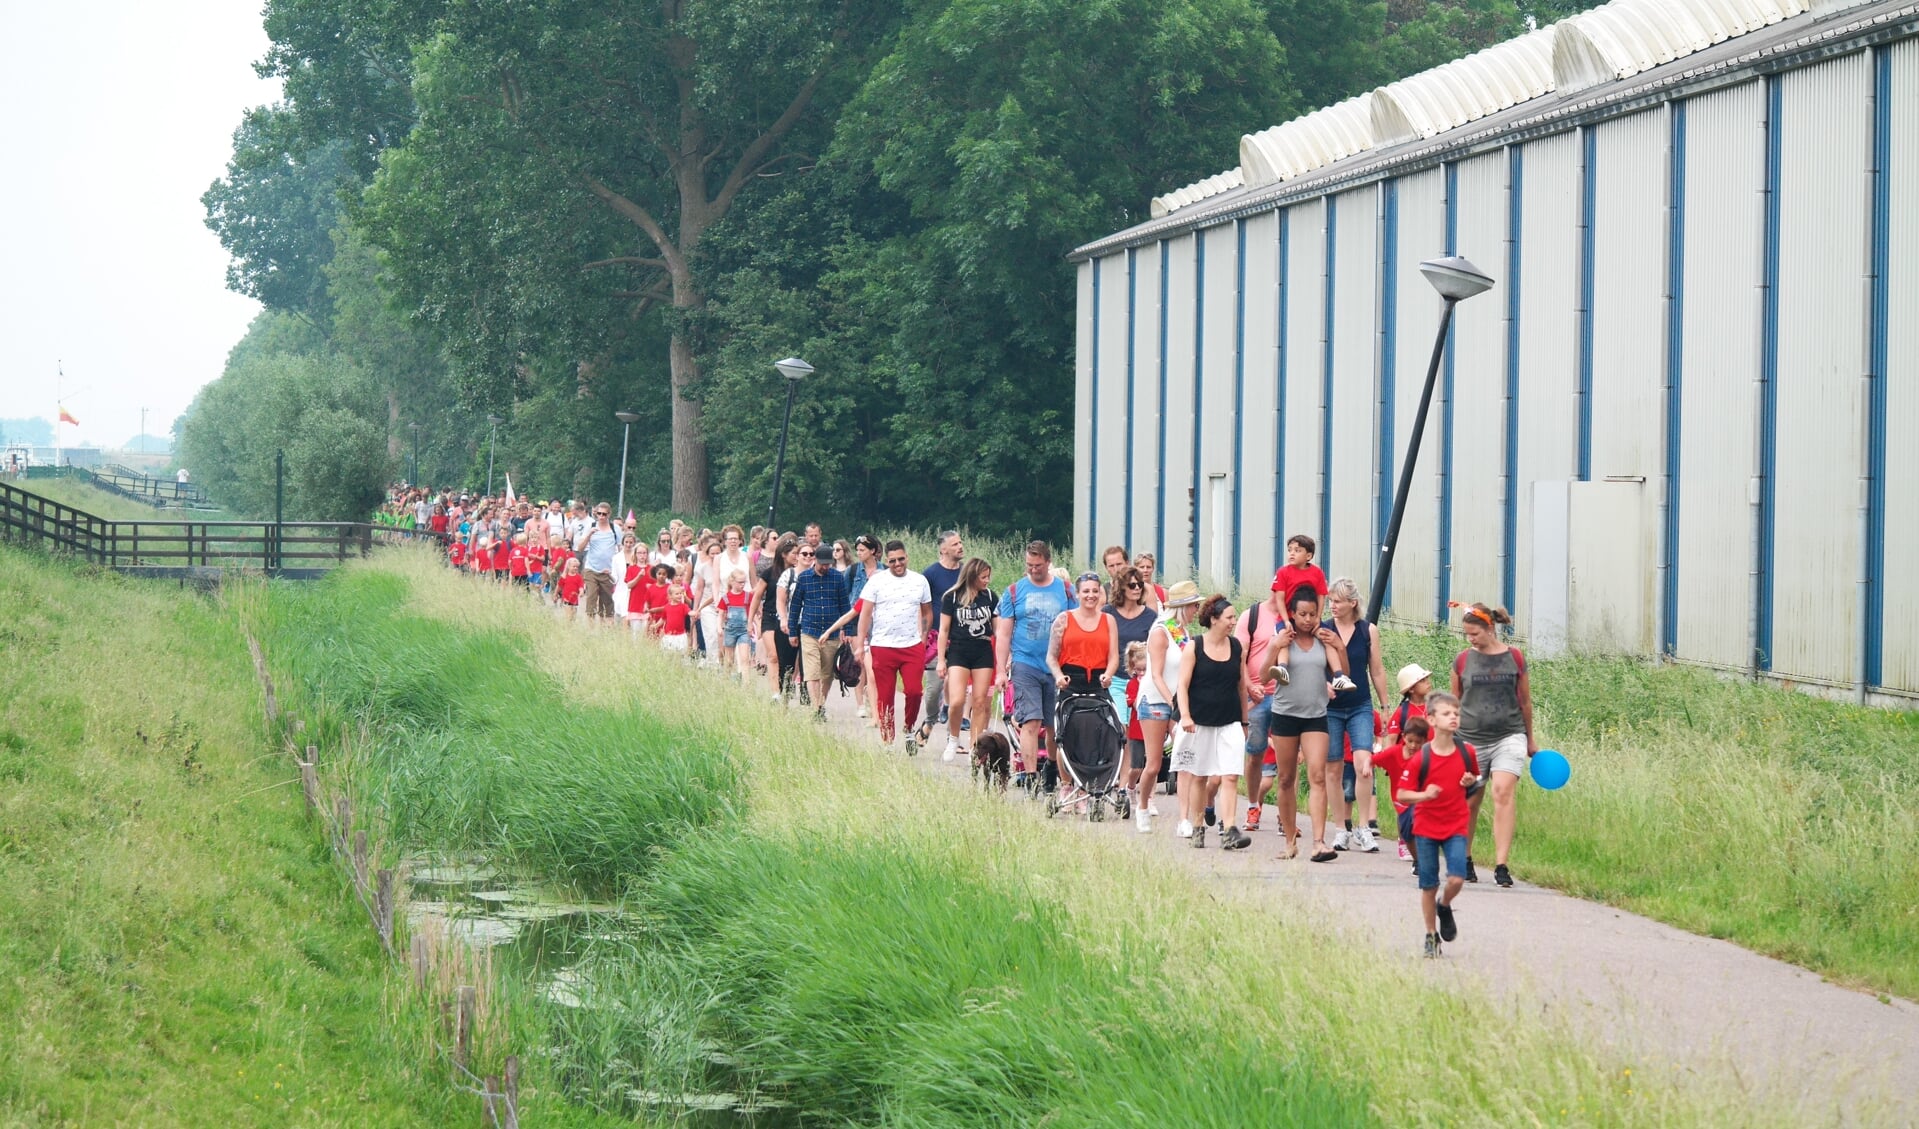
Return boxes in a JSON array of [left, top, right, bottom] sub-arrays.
[[660, 634, 689, 653], [1176, 723, 1245, 777], [1478, 732, 1529, 778]]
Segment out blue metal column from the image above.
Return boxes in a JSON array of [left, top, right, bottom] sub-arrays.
[[1192, 229, 1207, 577], [1866, 47, 1892, 688], [1322, 195, 1338, 564], [1156, 241, 1171, 569], [1089, 257, 1101, 557], [1276, 210, 1290, 559], [1125, 247, 1138, 551], [1577, 127, 1597, 482], [1661, 103, 1687, 658], [1378, 181, 1398, 609], [1233, 219, 1248, 581], [1502, 149, 1524, 618], [1756, 77, 1783, 672], [1436, 163, 1459, 622]]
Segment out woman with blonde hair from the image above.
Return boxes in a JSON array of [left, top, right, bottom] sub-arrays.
[[935, 557, 999, 761]]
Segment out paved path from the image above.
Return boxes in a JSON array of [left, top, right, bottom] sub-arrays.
[[808, 684, 1918, 1125]]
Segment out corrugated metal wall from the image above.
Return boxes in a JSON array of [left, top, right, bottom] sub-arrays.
[[1328, 186, 1379, 587], [1449, 154, 1509, 612], [1130, 242, 1163, 558], [1074, 261, 1093, 563], [1885, 41, 1919, 694], [1198, 222, 1240, 586], [1589, 109, 1668, 483], [1675, 82, 1766, 670], [1772, 54, 1872, 685], [1389, 171, 1446, 622], [1162, 234, 1199, 575], [1095, 253, 1131, 554], [1239, 212, 1282, 585], [1282, 199, 1326, 564], [1513, 133, 1582, 627]]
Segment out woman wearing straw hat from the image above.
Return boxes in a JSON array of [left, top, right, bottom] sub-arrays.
[[1133, 580, 1202, 835]]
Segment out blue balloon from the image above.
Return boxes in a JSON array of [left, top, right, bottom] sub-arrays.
[[1530, 749, 1571, 790]]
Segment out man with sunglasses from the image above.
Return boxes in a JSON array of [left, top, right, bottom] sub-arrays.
[[857, 540, 935, 747], [785, 541, 851, 720], [572, 503, 625, 621], [996, 541, 1073, 788]]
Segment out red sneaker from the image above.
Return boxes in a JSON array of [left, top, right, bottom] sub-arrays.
[[1244, 804, 1262, 832]]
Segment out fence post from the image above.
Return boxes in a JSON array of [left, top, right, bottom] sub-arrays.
[[353, 829, 369, 895], [483, 1076, 501, 1128], [375, 868, 395, 952], [455, 985, 475, 1073], [299, 760, 319, 813], [333, 795, 351, 855], [411, 931, 430, 991], [306, 743, 317, 766], [503, 1056, 521, 1129]]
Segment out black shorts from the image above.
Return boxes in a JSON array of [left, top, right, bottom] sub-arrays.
[[1127, 737, 1147, 770], [1269, 714, 1329, 739]]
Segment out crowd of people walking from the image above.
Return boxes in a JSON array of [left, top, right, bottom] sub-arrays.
[[377, 484, 1544, 958]]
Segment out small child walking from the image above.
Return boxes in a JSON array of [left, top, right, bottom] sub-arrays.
[[556, 558, 584, 619], [1393, 691, 1480, 959], [1378, 662, 1435, 860]]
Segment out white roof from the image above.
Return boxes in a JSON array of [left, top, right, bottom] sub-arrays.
[[1239, 95, 1376, 189], [1553, 0, 1807, 92], [1370, 26, 1558, 144], [1150, 167, 1244, 218]]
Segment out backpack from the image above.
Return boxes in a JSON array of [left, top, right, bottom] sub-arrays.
[[834, 638, 862, 691]]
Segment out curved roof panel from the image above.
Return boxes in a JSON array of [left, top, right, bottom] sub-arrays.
[[1239, 94, 1375, 188], [1149, 167, 1244, 219], [1371, 26, 1558, 145], [1553, 0, 1806, 92]]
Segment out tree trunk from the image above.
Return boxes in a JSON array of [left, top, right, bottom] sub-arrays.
[[668, 286, 708, 514], [385, 389, 402, 460]]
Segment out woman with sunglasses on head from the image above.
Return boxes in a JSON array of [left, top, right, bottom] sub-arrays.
[[1103, 565, 1156, 802], [1451, 602, 1535, 888]]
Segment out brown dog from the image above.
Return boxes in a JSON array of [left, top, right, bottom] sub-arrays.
[[971, 731, 1012, 793]]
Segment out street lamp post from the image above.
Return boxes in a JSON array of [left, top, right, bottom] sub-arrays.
[[614, 410, 641, 517], [766, 357, 813, 530], [485, 414, 504, 497], [408, 422, 421, 486], [1365, 256, 1495, 627]]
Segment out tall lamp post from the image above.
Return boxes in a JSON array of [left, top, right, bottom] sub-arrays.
[[614, 410, 641, 517], [765, 357, 812, 529], [485, 414, 504, 497], [1366, 256, 1496, 627], [407, 422, 421, 486]]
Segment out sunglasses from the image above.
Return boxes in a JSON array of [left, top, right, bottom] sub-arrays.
[[797, 549, 817, 557], [1125, 581, 1144, 590], [886, 556, 907, 565]]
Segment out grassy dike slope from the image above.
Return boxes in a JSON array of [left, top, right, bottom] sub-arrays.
[[0, 545, 475, 1126], [343, 548, 1776, 1127]]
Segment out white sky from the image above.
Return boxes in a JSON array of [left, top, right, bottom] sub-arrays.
[[0, 0, 277, 448]]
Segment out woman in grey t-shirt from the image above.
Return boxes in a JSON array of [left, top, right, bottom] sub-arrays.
[[1451, 602, 1537, 889], [1260, 589, 1345, 862]]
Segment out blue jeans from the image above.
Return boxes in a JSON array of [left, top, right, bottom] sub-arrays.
[[1325, 700, 1373, 766], [1414, 834, 1471, 890]]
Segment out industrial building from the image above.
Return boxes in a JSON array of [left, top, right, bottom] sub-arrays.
[[1070, 0, 1918, 701]]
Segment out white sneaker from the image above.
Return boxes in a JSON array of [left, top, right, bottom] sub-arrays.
[[1148, 801, 1160, 817], [1353, 826, 1379, 853], [1135, 805, 1152, 833], [942, 738, 961, 762], [857, 705, 869, 718], [1176, 819, 1194, 839], [771, 693, 783, 705], [1330, 673, 1358, 692], [1331, 828, 1351, 852]]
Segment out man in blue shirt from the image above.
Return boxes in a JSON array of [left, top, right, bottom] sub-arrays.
[[995, 540, 1072, 785], [572, 503, 625, 621], [786, 543, 851, 719]]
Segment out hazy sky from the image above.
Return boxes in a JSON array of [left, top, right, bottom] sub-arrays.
[[0, 0, 277, 448]]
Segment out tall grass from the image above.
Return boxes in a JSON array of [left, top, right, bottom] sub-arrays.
[[257, 568, 739, 895], [365, 546, 1780, 1125]]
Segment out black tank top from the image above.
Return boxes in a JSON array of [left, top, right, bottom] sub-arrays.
[[1327, 616, 1373, 709], [1188, 636, 1243, 728]]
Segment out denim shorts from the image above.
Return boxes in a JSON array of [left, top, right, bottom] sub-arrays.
[[1326, 701, 1374, 765], [1244, 693, 1275, 755], [722, 607, 750, 647], [1414, 833, 1471, 890], [1133, 699, 1174, 723], [1010, 662, 1058, 727]]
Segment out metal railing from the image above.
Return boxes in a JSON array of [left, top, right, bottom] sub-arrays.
[[0, 479, 434, 579], [88, 465, 214, 507]]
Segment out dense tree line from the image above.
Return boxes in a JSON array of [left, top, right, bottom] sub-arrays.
[[190, 0, 1595, 527]]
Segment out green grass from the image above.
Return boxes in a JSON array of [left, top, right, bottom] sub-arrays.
[[0, 546, 465, 1125], [344, 547, 1776, 1125], [1379, 625, 1919, 999]]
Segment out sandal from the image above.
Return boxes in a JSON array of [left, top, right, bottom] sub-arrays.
[[1309, 841, 1338, 863], [1276, 838, 1298, 861]]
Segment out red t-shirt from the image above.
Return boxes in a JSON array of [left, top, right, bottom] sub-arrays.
[[1124, 676, 1144, 740], [658, 602, 690, 636], [473, 545, 493, 572], [549, 546, 573, 573], [1403, 741, 1479, 840], [720, 590, 750, 612], [449, 542, 467, 568], [429, 513, 449, 533], [508, 545, 529, 577], [1373, 742, 1412, 814], [628, 579, 654, 616], [557, 574, 584, 605], [1272, 563, 1328, 600], [1385, 700, 1428, 744]]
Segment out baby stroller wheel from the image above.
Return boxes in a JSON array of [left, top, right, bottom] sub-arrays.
[[1045, 795, 1061, 819], [1089, 797, 1106, 823], [1115, 789, 1132, 819]]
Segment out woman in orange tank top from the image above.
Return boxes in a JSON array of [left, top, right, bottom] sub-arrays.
[[1048, 572, 1120, 691]]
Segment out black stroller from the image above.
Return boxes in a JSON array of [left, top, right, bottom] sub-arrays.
[[1047, 678, 1129, 822]]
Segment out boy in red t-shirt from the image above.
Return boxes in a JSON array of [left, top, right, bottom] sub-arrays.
[[1394, 693, 1480, 959], [448, 538, 468, 570], [472, 538, 494, 575], [508, 534, 530, 584], [545, 535, 572, 600], [556, 558, 584, 618], [1267, 533, 1356, 691], [526, 539, 546, 588]]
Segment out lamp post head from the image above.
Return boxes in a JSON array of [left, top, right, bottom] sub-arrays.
[[774, 357, 814, 382], [486, 414, 505, 426], [407, 422, 421, 432], [614, 411, 642, 425], [1419, 256, 1495, 302]]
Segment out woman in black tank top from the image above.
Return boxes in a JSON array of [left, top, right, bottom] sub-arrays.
[[1175, 595, 1252, 851]]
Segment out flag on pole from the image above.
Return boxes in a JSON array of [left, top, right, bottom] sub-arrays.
[[504, 473, 516, 504], [58, 405, 79, 426]]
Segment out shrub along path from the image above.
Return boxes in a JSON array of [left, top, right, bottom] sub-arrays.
[[812, 690, 1919, 1124]]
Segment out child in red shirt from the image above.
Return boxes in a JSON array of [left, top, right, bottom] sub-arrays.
[[1394, 693, 1480, 959], [508, 534, 530, 583], [658, 579, 692, 653], [1267, 534, 1356, 691], [545, 536, 572, 600], [556, 558, 584, 617], [526, 540, 546, 587], [1378, 662, 1435, 858], [448, 539, 468, 570], [472, 538, 494, 575]]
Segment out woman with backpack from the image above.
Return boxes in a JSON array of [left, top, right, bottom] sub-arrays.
[[1452, 602, 1538, 888], [935, 557, 998, 761]]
